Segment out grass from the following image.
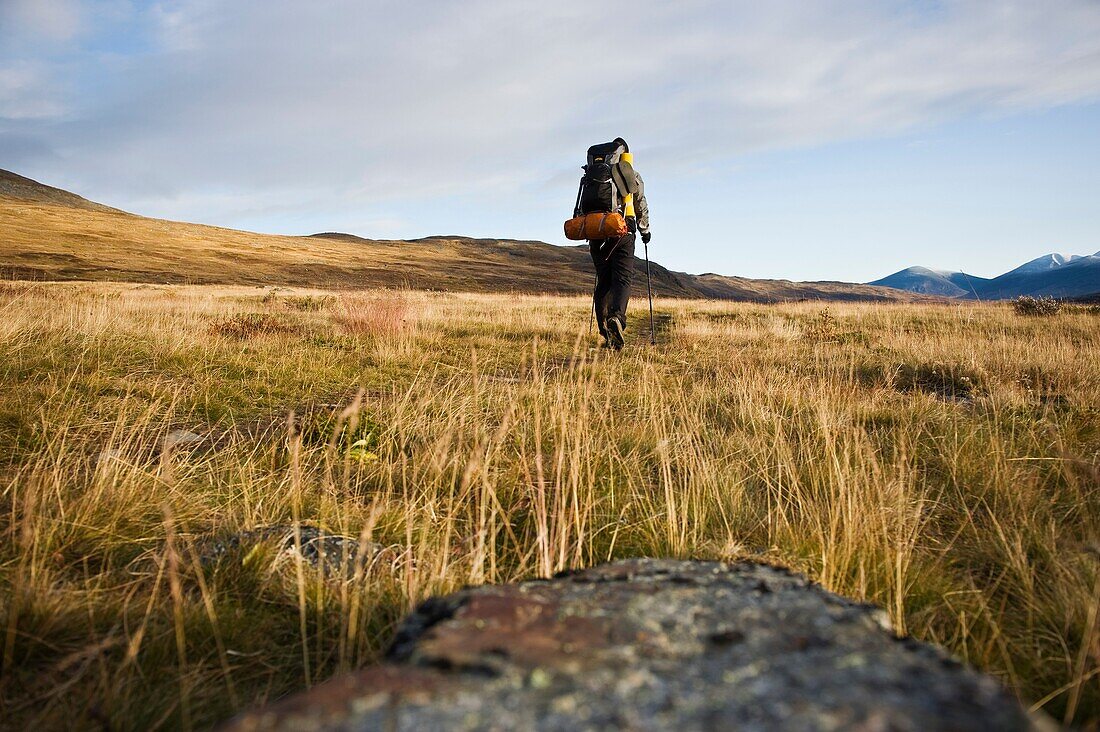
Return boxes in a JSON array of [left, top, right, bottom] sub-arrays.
[[0, 281, 1097, 729]]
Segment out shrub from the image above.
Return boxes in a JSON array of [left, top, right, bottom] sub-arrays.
[[806, 307, 838, 343], [1012, 296, 1061, 316], [283, 295, 334, 312], [211, 312, 300, 339]]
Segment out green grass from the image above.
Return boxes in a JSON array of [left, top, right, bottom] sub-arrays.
[[1, 281, 1098, 729]]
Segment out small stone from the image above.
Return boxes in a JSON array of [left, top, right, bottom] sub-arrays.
[[192, 524, 399, 578], [162, 429, 205, 451]]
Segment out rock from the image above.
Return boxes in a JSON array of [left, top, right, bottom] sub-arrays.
[[221, 558, 1040, 731], [162, 429, 207, 451], [195, 524, 400, 578]]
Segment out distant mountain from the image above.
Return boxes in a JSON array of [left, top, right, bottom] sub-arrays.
[[869, 267, 989, 298], [0, 169, 930, 302], [973, 253, 1100, 300], [871, 252, 1100, 300]]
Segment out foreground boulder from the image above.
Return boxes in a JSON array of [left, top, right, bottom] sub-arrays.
[[223, 559, 1038, 731]]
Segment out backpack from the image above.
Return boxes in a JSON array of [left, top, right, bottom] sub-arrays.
[[574, 141, 627, 217]]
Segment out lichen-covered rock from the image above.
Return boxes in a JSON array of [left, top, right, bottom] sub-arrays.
[[222, 559, 1040, 731]]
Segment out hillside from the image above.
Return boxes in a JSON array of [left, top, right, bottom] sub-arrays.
[[0, 169, 124, 214], [0, 169, 928, 301], [691, 272, 917, 302]]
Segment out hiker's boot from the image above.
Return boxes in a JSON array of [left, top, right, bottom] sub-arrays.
[[607, 316, 625, 351]]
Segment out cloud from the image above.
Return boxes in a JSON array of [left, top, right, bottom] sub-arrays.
[[0, 63, 67, 120], [0, 0, 83, 42], [2, 0, 1099, 230]]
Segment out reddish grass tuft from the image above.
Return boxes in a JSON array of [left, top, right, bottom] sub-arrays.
[[335, 293, 413, 338]]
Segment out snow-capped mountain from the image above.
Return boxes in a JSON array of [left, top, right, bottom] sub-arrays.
[[870, 251, 1100, 300], [1004, 253, 1086, 276]]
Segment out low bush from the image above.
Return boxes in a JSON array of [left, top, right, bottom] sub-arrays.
[[211, 312, 301, 338], [1012, 295, 1061, 316]]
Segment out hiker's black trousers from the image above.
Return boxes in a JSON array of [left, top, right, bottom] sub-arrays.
[[589, 233, 635, 338]]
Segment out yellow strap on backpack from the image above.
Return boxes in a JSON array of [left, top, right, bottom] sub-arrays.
[[621, 152, 636, 219]]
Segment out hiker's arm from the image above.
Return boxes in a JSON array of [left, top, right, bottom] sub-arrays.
[[633, 172, 650, 236]]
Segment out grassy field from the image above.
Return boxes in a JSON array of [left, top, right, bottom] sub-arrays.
[[0, 281, 1097, 729]]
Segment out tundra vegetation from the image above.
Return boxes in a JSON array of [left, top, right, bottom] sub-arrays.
[[0, 282, 1097, 729]]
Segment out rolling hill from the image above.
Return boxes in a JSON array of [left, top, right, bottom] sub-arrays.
[[0, 169, 928, 302]]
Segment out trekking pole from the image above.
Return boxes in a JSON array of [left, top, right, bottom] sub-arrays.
[[589, 271, 597, 335], [617, 148, 655, 346], [643, 238, 656, 345]]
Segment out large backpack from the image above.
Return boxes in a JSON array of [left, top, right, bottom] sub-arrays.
[[574, 141, 627, 217]]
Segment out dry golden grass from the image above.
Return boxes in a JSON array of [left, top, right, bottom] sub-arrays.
[[0, 281, 1097, 729]]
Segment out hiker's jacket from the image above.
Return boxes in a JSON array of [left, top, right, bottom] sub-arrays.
[[611, 163, 650, 235]]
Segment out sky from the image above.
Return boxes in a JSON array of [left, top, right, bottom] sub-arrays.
[[1, 0, 1099, 282]]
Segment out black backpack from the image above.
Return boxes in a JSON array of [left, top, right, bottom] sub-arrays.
[[573, 140, 627, 217]]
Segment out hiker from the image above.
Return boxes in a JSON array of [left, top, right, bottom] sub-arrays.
[[565, 138, 651, 350]]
